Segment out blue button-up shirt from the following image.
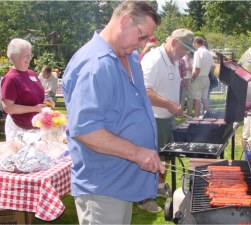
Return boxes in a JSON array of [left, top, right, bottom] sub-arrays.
[[62, 31, 158, 201]]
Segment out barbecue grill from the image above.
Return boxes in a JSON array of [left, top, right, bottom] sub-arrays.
[[160, 53, 251, 221], [171, 52, 251, 145], [176, 160, 251, 224]]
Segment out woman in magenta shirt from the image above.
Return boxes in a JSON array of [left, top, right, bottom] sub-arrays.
[[1, 38, 45, 141]]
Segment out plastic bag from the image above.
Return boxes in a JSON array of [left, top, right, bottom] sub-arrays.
[[33, 140, 70, 163]]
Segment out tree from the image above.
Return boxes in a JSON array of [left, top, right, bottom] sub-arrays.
[[203, 1, 251, 35], [0, 1, 117, 62], [155, 0, 186, 42], [185, 1, 205, 31]]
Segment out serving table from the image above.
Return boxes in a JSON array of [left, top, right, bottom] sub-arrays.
[[0, 161, 71, 221]]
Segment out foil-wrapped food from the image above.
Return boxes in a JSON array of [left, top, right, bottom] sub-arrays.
[[0, 143, 55, 173]]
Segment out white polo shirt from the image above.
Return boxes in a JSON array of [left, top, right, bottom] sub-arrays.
[[193, 46, 215, 76], [141, 44, 181, 119]]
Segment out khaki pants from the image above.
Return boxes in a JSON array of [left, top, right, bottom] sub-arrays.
[[75, 194, 132, 225]]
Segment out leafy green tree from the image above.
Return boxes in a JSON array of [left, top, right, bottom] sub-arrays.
[[155, 0, 186, 42], [203, 1, 251, 35], [0, 1, 117, 65], [185, 1, 205, 31]]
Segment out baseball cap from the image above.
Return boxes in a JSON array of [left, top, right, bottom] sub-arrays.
[[149, 36, 158, 44], [171, 29, 196, 52]]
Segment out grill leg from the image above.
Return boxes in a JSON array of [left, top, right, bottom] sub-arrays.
[[171, 156, 176, 195], [231, 134, 235, 160]]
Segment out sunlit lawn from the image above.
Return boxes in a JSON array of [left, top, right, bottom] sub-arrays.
[[0, 93, 244, 225]]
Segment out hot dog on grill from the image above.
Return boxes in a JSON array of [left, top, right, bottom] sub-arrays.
[[205, 165, 251, 208], [210, 198, 251, 207], [206, 186, 248, 193], [209, 193, 251, 200], [207, 166, 241, 171]]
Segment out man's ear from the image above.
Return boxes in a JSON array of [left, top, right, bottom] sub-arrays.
[[171, 38, 178, 47], [120, 15, 132, 29]]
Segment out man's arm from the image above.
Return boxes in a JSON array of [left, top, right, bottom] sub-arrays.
[[76, 128, 165, 174], [146, 88, 181, 115], [210, 65, 215, 74], [191, 68, 200, 82]]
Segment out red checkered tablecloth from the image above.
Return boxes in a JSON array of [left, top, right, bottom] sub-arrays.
[[0, 161, 71, 221], [56, 79, 63, 97]]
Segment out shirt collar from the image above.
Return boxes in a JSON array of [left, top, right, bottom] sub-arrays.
[[92, 30, 117, 59], [159, 44, 178, 67]]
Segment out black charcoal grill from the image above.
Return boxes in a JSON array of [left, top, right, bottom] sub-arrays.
[[177, 160, 251, 224], [171, 52, 251, 145], [162, 142, 225, 158], [160, 54, 251, 221], [161, 53, 251, 160]]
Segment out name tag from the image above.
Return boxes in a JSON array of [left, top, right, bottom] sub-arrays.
[[168, 73, 174, 80], [29, 76, 37, 82]]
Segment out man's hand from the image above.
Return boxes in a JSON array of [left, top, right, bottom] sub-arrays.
[[167, 102, 181, 115], [134, 148, 165, 174]]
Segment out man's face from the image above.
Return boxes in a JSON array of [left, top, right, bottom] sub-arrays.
[[42, 69, 51, 79], [120, 16, 156, 56], [170, 39, 190, 61], [193, 41, 199, 49]]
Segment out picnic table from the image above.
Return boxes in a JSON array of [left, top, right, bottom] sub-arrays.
[[0, 161, 71, 221]]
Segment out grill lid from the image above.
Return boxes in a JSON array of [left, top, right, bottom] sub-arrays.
[[217, 53, 251, 122]]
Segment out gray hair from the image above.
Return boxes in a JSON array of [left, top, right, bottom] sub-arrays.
[[112, 1, 161, 26], [7, 38, 32, 61]]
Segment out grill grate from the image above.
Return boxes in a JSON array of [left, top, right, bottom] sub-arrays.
[[191, 160, 251, 213]]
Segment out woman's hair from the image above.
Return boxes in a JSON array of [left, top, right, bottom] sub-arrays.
[[113, 1, 161, 26], [7, 38, 32, 61]]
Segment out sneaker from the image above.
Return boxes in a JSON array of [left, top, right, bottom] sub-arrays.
[[138, 199, 162, 213], [157, 183, 172, 198]]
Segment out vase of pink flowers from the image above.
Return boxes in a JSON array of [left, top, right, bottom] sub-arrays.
[[32, 108, 67, 142]]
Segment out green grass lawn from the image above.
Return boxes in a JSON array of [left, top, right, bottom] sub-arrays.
[[0, 94, 245, 224]]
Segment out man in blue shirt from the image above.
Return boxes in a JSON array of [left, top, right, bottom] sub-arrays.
[[62, 1, 164, 224]]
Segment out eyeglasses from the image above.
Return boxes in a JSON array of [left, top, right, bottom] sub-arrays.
[[131, 18, 149, 42]]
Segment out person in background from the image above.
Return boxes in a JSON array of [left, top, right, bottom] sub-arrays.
[[178, 57, 187, 114], [239, 47, 251, 158], [141, 29, 196, 213], [238, 47, 251, 73], [139, 36, 158, 61], [1, 38, 45, 141], [39, 65, 58, 102], [62, 1, 164, 224], [53, 68, 62, 78], [190, 36, 215, 117], [183, 51, 194, 115]]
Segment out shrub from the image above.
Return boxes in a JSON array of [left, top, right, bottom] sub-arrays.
[[34, 52, 66, 74], [0, 56, 11, 76]]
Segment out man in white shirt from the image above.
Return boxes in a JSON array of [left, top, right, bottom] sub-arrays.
[[38, 65, 58, 102], [190, 36, 215, 117], [141, 29, 196, 213]]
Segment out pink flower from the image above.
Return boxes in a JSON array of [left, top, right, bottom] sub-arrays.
[[32, 108, 67, 129]]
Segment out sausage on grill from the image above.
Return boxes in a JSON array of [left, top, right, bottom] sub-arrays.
[[210, 198, 251, 207], [207, 166, 241, 171], [207, 190, 249, 199]]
